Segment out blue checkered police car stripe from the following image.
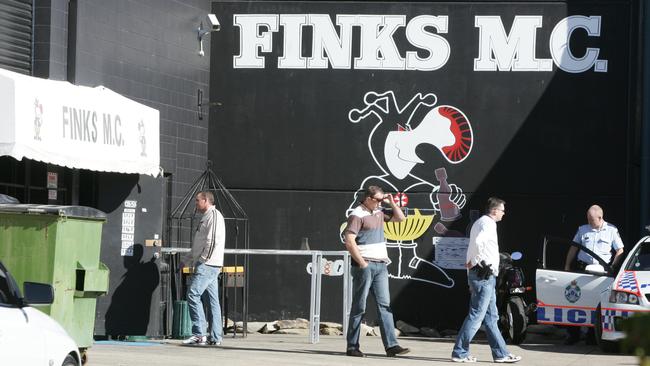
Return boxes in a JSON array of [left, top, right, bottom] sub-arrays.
[[616, 271, 639, 294], [602, 309, 631, 332], [601, 310, 628, 332]]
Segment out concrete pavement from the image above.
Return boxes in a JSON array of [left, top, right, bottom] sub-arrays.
[[87, 328, 638, 366]]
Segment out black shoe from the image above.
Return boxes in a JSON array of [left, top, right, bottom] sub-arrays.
[[207, 337, 222, 346], [386, 345, 410, 357], [346, 349, 366, 357], [564, 336, 580, 345], [585, 329, 596, 345]]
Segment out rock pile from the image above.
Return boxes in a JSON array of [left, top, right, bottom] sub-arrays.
[[224, 318, 454, 338]]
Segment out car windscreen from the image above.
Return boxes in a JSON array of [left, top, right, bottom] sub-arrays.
[[625, 242, 650, 271], [0, 268, 20, 306]]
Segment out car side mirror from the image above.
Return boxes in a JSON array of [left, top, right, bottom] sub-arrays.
[[23, 282, 54, 305], [511, 251, 523, 261]]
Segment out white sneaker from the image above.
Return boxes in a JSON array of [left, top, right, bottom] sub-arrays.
[[495, 354, 522, 363], [182, 335, 207, 345], [451, 355, 477, 363]]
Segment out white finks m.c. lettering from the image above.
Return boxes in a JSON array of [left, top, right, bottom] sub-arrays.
[[233, 14, 279, 68]]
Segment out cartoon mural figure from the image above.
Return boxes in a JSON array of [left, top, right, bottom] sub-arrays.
[[33, 98, 43, 141], [343, 91, 473, 288], [138, 120, 147, 157]]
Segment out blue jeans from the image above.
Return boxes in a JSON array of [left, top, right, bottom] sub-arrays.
[[187, 263, 223, 342], [452, 270, 509, 360], [347, 262, 398, 350]]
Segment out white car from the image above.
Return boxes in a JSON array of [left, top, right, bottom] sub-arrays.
[[0, 261, 80, 365], [536, 235, 650, 351]]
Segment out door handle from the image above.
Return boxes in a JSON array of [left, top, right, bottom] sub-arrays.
[[542, 276, 558, 283]]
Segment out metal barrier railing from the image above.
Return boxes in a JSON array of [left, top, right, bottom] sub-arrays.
[[224, 249, 352, 344]]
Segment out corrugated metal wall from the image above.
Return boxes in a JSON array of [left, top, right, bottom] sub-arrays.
[[0, 0, 32, 74]]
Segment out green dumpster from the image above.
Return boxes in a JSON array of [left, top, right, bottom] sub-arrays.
[[0, 204, 109, 354]]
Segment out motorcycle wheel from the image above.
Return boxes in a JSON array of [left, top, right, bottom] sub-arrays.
[[503, 297, 527, 344]]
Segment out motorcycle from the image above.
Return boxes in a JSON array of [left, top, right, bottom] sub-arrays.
[[496, 251, 536, 344]]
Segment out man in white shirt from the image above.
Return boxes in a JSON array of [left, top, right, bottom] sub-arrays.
[[451, 197, 521, 363], [182, 191, 226, 346]]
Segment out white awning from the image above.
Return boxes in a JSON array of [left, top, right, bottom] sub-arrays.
[[0, 68, 160, 176]]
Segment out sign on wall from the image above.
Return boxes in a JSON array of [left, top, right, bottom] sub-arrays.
[[210, 1, 630, 193], [0, 68, 160, 176]]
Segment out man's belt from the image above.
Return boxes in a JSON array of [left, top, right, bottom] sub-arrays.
[[351, 258, 385, 267]]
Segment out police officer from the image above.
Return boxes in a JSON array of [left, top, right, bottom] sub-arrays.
[[564, 205, 624, 271], [563, 204, 624, 344]]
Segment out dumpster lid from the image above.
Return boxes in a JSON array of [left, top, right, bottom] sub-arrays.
[[0, 204, 106, 219], [0, 194, 19, 204]]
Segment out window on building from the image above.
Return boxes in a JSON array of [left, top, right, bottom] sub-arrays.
[[0, 157, 72, 204]]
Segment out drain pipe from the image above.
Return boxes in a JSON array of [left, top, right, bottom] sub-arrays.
[[641, 1, 650, 236]]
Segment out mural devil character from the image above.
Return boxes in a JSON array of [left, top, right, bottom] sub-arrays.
[[342, 91, 474, 288]]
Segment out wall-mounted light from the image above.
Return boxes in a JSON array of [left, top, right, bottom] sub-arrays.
[[197, 88, 223, 120], [197, 14, 220, 57], [197, 89, 204, 120]]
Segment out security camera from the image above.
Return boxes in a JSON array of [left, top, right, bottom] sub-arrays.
[[206, 14, 220, 31], [197, 14, 220, 57]]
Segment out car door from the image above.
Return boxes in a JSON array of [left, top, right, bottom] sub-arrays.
[[0, 266, 46, 364], [536, 236, 615, 327]]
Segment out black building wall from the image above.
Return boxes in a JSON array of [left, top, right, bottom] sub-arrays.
[[209, 1, 640, 329], [63, 0, 213, 336], [33, 0, 68, 80], [2, 0, 642, 335]]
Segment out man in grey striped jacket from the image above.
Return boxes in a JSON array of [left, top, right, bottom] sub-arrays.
[[183, 191, 226, 346], [344, 185, 410, 358]]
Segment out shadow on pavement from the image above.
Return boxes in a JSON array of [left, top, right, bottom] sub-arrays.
[[393, 324, 633, 358], [210, 345, 450, 362]]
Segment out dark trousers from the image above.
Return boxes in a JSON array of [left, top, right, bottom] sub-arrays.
[[567, 325, 595, 342]]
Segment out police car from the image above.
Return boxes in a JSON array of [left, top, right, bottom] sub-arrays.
[[0, 261, 80, 365], [535, 235, 650, 352]]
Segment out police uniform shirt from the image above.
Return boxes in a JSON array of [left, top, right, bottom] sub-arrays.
[[572, 221, 624, 265]]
